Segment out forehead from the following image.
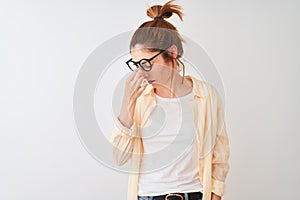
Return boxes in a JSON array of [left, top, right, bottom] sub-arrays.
[[130, 44, 154, 61], [131, 44, 150, 54]]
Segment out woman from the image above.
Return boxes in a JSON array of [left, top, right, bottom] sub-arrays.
[[109, 1, 230, 200]]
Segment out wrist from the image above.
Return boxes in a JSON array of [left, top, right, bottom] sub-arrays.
[[118, 114, 133, 129], [211, 192, 221, 200]]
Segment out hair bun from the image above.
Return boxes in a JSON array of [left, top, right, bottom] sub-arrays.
[[146, 5, 164, 19], [146, 0, 183, 21]]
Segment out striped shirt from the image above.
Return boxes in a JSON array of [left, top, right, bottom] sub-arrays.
[[109, 75, 230, 200]]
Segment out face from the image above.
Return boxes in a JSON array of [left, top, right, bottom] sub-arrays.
[[130, 44, 176, 87]]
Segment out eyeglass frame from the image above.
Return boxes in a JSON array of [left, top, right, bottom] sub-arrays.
[[126, 48, 167, 72]]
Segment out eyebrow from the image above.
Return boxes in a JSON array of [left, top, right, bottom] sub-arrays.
[[130, 50, 164, 63], [131, 57, 146, 63], [131, 58, 139, 63]]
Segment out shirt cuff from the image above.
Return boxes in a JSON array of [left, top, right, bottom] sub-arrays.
[[211, 178, 226, 197], [114, 116, 135, 136]]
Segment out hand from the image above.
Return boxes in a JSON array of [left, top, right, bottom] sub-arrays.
[[211, 192, 221, 200], [118, 68, 149, 128]]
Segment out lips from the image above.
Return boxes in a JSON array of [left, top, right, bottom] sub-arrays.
[[148, 80, 155, 84]]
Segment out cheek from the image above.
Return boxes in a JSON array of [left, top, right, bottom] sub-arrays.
[[152, 63, 167, 73], [150, 65, 163, 77]]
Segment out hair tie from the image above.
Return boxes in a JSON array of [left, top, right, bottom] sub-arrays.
[[154, 16, 164, 20]]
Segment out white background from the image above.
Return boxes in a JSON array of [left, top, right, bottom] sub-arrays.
[[1, 0, 299, 199]]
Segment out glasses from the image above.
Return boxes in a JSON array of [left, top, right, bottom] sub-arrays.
[[126, 49, 166, 72]]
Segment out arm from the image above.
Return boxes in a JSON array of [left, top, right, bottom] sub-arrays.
[[211, 123, 230, 198], [109, 68, 147, 166], [209, 85, 231, 198]]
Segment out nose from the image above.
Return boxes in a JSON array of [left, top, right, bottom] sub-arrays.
[[143, 73, 149, 79], [138, 69, 149, 77]]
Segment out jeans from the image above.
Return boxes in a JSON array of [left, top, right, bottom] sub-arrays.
[[137, 192, 203, 200]]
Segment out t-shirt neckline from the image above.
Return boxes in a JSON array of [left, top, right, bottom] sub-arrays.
[[154, 90, 193, 101]]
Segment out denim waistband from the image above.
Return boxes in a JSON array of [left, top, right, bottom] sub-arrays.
[[137, 191, 203, 200]]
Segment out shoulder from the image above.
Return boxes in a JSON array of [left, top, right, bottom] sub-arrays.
[[189, 75, 219, 99]]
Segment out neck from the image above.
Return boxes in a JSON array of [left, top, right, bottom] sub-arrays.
[[154, 73, 192, 98]]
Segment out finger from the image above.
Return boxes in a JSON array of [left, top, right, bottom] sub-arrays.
[[128, 67, 141, 82], [131, 76, 144, 93], [132, 80, 148, 99], [131, 69, 144, 86], [127, 74, 143, 97], [133, 76, 147, 93]]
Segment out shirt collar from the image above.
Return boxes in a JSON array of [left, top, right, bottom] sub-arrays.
[[142, 75, 206, 99]]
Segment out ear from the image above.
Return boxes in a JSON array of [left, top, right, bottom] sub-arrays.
[[167, 44, 178, 59]]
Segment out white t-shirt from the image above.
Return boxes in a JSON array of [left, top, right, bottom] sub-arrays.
[[137, 90, 203, 196]]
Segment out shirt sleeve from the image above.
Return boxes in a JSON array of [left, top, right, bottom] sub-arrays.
[[209, 84, 231, 197], [109, 116, 137, 166], [211, 122, 230, 197]]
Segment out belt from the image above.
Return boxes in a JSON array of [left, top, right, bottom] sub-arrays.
[[139, 191, 203, 200]]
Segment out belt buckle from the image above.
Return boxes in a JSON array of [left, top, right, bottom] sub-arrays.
[[165, 193, 183, 200]]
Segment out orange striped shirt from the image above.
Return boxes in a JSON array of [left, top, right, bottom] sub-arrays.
[[109, 75, 230, 200]]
